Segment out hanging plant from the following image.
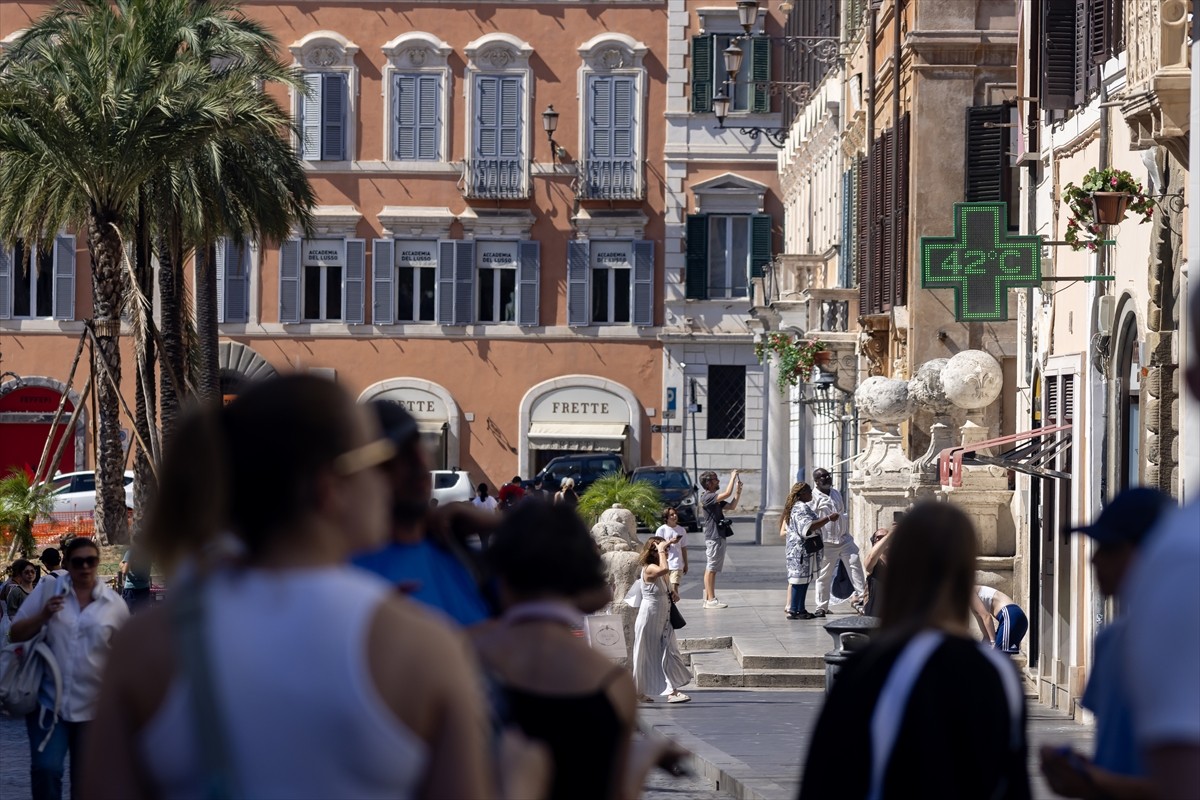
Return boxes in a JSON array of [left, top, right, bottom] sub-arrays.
[[754, 333, 828, 393], [1062, 167, 1156, 252]]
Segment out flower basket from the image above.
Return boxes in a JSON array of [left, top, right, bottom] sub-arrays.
[[754, 334, 827, 393], [1062, 168, 1155, 252], [813, 350, 834, 367]]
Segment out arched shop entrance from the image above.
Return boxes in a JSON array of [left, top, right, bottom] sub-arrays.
[[0, 378, 86, 478], [358, 379, 461, 470], [218, 341, 278, 404], [518, 376, 642, 477]]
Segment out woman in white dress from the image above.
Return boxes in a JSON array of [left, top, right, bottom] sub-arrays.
[[631, 537, 693, 704]]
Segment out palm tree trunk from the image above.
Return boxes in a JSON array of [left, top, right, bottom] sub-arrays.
[[88, 212, 130, 546], [132, 211, 157, 537], [194, 242, 221, 407], [157, 230, 186, 447]]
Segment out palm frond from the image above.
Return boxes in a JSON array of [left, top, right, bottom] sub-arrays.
[[577, 473, 665, 530]]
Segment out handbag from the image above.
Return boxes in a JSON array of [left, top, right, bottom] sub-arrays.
[[668, 600, 687, 630], [802, 534, 824, 555], [716, 518, 735, 538]]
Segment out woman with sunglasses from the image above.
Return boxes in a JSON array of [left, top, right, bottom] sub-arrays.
[[80, 375, 495, 800], [10, 537, 130, 800], [4, 558, 38, 618]]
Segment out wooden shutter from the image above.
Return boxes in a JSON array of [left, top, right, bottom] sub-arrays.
[[0, 246, 11, 319], [589, 76, 613, 195], [452, 240, 474, 326], [1042, 0, 1083, 110], [52, 235, 75, 321], [875, 128, 891, 315], [856, 155, 868, 317], [499, 77, 522, 159], [685, 214, 709, 300], [750, 36, 771, 114], [517, 240, 540, 327], [215, 238, 227, 323], [322, 73, 347, 161], [301, 74, 322, 159], [894, 114, 910, 309], [1087, 0, 1110, 66], [567, 239, 590, 326], [840, 165, 856, 289], [964, 105, 1010, 202], [437, 240, 455, 324], [416, 76, 439, 160], [632, 239, 654, 327], [279, 239, 301, 324], [1045, 375, 1059, 423], [691, 36, 713, 113], [394, 75, 417, 160], [343, 239, 365, 324], [225, 241, 249, 323], [750, 215, 772, 279], [372, 238, 395, 325]]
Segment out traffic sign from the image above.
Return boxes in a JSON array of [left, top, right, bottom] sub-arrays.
[[920, 202, 1041, 322], [651, 424, 682, 433]]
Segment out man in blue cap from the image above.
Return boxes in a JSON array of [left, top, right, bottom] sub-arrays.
[[1039, 487, 1174, 800]]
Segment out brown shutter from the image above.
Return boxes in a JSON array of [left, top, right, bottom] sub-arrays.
[[856, 154, 869, 319], [894, 113, 910, 309], [1041, 0, 1083, 110], [877, 127, 893, 314], [1087, 0, 1110, 65]]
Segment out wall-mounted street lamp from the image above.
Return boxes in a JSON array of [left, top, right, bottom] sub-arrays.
[[542, 105, 566, 162]]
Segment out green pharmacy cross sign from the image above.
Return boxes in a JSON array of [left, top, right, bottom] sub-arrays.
[[920, 202, 1041, 321]]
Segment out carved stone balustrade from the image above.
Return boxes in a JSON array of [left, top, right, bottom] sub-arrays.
[[1122, 0, 1191, 166]]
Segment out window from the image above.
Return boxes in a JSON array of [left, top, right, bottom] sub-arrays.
[[216, 238, 250, 324], [592, 242, 631, 324], [395, 241, 437, 322], [567, 239, 654, 326], [578, 35, 647, 200], [278, 237, 365, 324], [964, 105, 1017, 228], [856, 115, 910, 316], [392, 74, 441, 161], [684, 214, 771, 300], [464, 34, 533, 199], [477, 241, 518, 323], [690, 34, 769, 115], [1041, 0, 1125, 110], [289, 32, 358, 162], [707, 366, 746, 440], [0, 235, 75, 321]]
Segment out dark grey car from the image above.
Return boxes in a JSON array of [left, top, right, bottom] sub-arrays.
[[630, 466, 700, 531]]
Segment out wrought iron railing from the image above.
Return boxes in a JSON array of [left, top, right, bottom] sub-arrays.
[[576, 160, 643, 200], [461, 159, 529, 199]]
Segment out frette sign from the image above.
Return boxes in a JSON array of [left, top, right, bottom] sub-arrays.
[[303, 239, 345, 267], [374, 388, 447, 422], [530, 387, 628, 423]]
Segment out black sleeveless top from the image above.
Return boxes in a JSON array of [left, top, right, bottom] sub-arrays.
[[501, 667, 625, 800]]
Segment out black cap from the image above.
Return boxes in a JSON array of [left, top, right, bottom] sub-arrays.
[[1070, 487, 1174, 548], [369, 400, 419, 448]]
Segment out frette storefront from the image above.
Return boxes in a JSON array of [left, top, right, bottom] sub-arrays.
[[359, 379, 460, 470], [519, 377, 642, 475]]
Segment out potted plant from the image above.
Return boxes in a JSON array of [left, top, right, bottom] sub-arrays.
[[1062, 167, 1156, 252], [754, 333, 829, 393]]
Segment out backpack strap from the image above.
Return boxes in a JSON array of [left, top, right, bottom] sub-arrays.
[[868, 631, 944, 800], [33, 638, 62, 753], [977, 643, 1024, 750]]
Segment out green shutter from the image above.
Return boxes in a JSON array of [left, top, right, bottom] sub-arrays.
[[685, 214, 709, 300], [750, 215, 772, 278], [750, 37, 771, 114], [691, 36, 713, 113]]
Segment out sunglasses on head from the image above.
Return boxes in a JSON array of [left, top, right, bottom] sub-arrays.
[[69, 556, 99, 569]]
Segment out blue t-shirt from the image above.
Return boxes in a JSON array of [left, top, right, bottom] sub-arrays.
[[352, 541, 490, 627], [1081, 618, 1143, 777]]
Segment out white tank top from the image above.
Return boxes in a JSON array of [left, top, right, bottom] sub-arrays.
[[977, 585, 997, 611], [140, 566, 428, 800]]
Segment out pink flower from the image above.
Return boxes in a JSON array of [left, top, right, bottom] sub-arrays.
[[1111, 177, 1119, 187], [1088, 243, 1098, 252]]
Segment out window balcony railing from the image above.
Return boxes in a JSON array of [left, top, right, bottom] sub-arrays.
[[576, 160, 644, 200], [461, 159, 529, 199]]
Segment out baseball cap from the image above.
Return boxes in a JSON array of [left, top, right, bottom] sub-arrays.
[[369, 400, 419, 448], [1070, 487, 1174, 548]]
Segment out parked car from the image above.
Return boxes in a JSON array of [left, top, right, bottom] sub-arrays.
[[630, 466, 700, 532], [430, 469, 473, 505], [534, 453, 625, 496], [45, 470, 135, 516]]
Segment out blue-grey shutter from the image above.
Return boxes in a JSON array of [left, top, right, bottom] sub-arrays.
[[613, 77, 635, 194], [225, 241, 249, 323], [453, 240, 475, 326], [279, 238, 301, 323], [0, 246, 11, 319], [474, 76, 498, 193], [215, 238, 227, 323], [499, 77, 522, 193], [691, 36, 713, 113], [567, 239, 589, 326], [750, 37, 771, 114], [302, 73, 322, 160], [632, 239, 654, 327], [685, 215, 709, 300], [343, 238, 365, 324], [517, 240, 539, 327], [53, 234, 75, 320], [417, 75, 439, 160], [840, 167, 856, 289], [394, 75, 416, 161], [373, 238, 395, 324], [437, 240, 455, 324], [588, 76, 636, 196], [750, 215, 772, 279], [589, 76, 612, 194], [322, 73, 347, 161]]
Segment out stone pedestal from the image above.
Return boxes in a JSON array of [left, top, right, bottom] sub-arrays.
[[940, 418, 1017, 590], [849, 424, 915, 551]]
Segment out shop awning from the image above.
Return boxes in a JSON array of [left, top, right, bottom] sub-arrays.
[[528, 422, 628, 451], [416, 420, 448, 435], [938, 422, 1073, 488]]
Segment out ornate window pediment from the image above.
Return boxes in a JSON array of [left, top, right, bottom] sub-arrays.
[[382, 32, 452, 70], [578, 33, 648, 72], [289, 30, 359, 70], [464, 33, 533, 72]]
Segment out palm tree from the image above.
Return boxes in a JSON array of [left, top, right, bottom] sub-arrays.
[[0, 0, 311, 543]]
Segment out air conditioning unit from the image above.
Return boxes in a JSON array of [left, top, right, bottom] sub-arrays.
[[1097, 295, 1116, 332]]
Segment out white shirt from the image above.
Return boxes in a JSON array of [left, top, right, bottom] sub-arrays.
[[472, 495, 498, 512], [13, 574, 129, 722], [809, 489, 849, 545], [1123, 500, 1200, 749], [655, 524, 687, 571]]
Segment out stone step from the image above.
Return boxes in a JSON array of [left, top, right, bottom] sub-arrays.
[[678, 636, 733, 652], [690, 649, 826, 689], [732, 641, 825, 671]]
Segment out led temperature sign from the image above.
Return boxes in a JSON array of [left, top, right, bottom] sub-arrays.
[[920, 203, 1041, 321]]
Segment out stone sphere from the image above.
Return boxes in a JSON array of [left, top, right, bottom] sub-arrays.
[[855, 376, 913, 424], [941, 350, 1004, 410], [908, 358, 953, 414]]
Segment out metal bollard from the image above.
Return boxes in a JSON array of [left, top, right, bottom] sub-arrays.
[[822, 617, 880, 693]]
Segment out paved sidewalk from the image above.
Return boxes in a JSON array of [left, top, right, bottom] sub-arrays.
[[644, 525, 1095, 800]]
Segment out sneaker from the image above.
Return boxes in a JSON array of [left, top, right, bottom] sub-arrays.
[[786, 612, 801, 620], [799, 611, 817, 620], [667, 692, 691, 703], [703, 599, 728, 609], [813, 609, 827, 618]]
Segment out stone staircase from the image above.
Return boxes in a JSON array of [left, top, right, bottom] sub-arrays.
[[681, 637, 826, 689]]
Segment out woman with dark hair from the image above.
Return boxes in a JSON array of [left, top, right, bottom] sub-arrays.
[[473, 501, 637, 800], [798, 501, 1030, 800], [80, 375, 495, 800], [3, 558, 37, 617], [10, 537, 128, 800], [779, 483, 824, 620], [631, 537, 693, 705]]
